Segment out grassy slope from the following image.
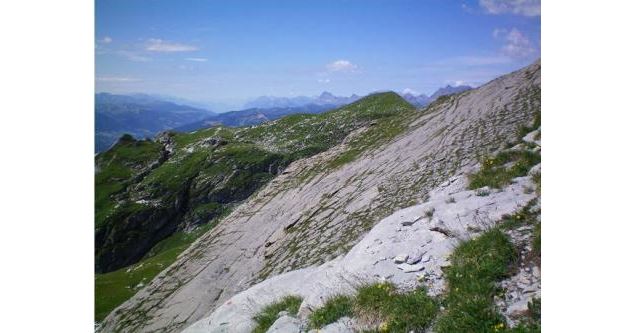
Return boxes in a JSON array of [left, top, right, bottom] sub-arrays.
[[95, 92, 416, 322], [95, 136, 163, 228], [95, 223, 214, 321]]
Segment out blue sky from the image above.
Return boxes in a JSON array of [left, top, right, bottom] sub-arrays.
[[96, 0, 540, 108]]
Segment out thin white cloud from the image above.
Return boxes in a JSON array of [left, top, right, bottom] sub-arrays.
[[99, 36, 112, 44], [445, 80, 470, 87], [117, 50, 151, 62], [436, 55, 513, 66], [145, 38, 198, 52], [326, 59, 358, 72], [185, 57, 208, 62], [317, 78, 331, 83], [95, 76, 140, 82], [479, 0, 540, 17], [402, 88, 420, 95], [496, 28, 536, 58]]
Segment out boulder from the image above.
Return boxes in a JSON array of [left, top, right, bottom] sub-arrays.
[[265, 315, 302, 333], [308, 317, 356, 333], [393, 254, 409, 264]]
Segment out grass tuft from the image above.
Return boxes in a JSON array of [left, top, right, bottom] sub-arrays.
[[252, 295, 303, 333], [309, 282, 438, 331], [468, 150, 540, 190], [435, 228, 517, 333], [308, 295, 355, 329]]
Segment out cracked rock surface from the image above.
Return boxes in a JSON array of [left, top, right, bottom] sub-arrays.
[[182, 173, 536, 333]]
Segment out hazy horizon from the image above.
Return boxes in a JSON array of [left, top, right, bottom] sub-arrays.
[[96, 0, 540, 107]]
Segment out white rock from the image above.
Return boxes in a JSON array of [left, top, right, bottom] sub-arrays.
[[406, 252, 423, 264], [308, 317, 356, 333], [265, 315, 302, 333], [396, 263, 425, 273], [181, 168, 538, 333], [507, 300, 529, 316], [532, 266, 540, 278], [393, 254, 409, 264]]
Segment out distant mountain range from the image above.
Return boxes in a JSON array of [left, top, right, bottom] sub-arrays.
[[174, 104, 336, 132], [95, 93, 214, 152], [244, 91, 361, 109], [400, 85, 473, 107], [95, 86, 473, 152]]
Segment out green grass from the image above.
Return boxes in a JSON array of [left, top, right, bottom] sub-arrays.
[[94, 137, 163, 227], [435, 229, 517, 333], [516, 111, 541, 142], [94, 222, 214, 322], [308, 295, 355, 329], [468, 150, 540, 190], [252, 295, 303, 333], [308, 282, 438, 331]]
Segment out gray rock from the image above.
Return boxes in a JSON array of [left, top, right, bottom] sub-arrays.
[[532, 266, 540, 278], [393, 254, 409, 264], [265, 315, 302, 333], [396, 263, 425, 273], [401, 216, 422, 226], [507, 300, 529, 316], [308, 317, 356, 333], [406, 252, 423, 264]]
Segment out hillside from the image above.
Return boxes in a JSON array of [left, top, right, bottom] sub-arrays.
[[98, 60, 540, 332], [95, 92, 415, 319]]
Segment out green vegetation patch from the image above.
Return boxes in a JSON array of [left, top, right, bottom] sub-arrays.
[[95, 137, 163, 227], [252, 295, 303, 333], [308, 282, 438, 332], [94, 222, 213, 322], [308, 295, 355, 329], [435, 229, 517, 333], [468, 150, 540, 190]]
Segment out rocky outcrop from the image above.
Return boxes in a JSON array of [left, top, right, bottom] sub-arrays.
[[99, 60, 540, 332], [181, 171, 537, 332]]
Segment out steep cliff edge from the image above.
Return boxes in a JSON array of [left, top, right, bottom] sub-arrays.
[[99, 60, 540, 333]]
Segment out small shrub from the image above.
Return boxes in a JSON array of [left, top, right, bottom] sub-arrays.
[[476, 188, 491, 196], [252, 295, 303, 333], [446, 197, 456, 204], [308, 295, 354, 329], [425, 208, 435, 218], [383, 287, 438, 332], [355, 282, 396, 316]]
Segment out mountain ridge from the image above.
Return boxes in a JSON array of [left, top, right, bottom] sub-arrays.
[[98, 60, 540, 333], [95, 93, 214, 152]]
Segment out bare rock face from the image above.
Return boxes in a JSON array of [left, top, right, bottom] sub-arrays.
[[100, 60, 541, 333], [265, 315, 302, 333], [181, 173, 537, 333]]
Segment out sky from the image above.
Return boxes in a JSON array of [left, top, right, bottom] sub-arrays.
[[95, 0, 540, 109]]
